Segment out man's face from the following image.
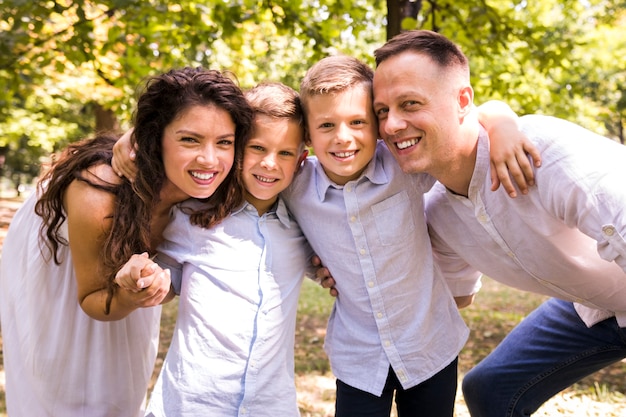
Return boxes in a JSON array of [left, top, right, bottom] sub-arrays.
[[372, 51, 463, 175]]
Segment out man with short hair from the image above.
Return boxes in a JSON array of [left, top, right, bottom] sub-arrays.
[[372, 29, 626, 417]]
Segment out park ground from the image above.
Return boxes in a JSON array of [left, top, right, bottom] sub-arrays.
[[0, 196, 625, 416]]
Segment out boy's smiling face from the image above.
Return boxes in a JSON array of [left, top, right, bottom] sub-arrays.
[[242, 114, 305, 215], [305, 86, 378, 185]]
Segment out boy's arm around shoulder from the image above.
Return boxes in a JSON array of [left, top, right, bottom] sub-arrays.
[[477, 100, 542, 197]]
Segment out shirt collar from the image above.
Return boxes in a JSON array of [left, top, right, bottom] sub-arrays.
[[235, 198, 293, 228], [313, 142, 390, 202], [467, 125, 491, 201]]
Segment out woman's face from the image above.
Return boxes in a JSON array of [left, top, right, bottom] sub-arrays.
[[160, 104, 237, 203]]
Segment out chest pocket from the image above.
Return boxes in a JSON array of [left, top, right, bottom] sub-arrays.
[[372, 191, 416, 246]]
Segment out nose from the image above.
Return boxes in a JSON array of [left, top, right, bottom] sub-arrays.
[[260, 153, 277, 170], [197, 144, 218, 166], [335, 123, 352, 143], [380, 110, 407, 137]]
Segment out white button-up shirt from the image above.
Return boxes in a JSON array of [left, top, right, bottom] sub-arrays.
[[147, 199, 313, 417], [426, 115, 626, 327], [283, 141, 469, 396]]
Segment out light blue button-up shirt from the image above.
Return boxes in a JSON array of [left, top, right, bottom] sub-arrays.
[[282, 140, 469, 396], [147, 198, 313, 417], [427, 115, 626, 327]]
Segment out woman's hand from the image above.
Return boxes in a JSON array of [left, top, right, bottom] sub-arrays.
[[115, 253, 172, 309]]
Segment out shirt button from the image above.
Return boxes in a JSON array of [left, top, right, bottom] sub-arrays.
[[507, 251, 515, 258], [350, 216, 357, 222], [602, 226, 616, 237], [397, 370, 407, 382], [384, 340, 391, 346], [368, 281, 375, 288], [360, 248, 366, 255], [346, 186, 352, 192], [478, 215, 488, 223], [376, 312, 383, 319], [241, 407, 247, 414]]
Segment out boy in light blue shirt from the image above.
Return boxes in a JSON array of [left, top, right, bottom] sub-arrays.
[[117, 83, 315, 417], [282, 55, 534, 417]]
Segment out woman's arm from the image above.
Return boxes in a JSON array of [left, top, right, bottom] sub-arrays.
[[65, 166, 171, 321]]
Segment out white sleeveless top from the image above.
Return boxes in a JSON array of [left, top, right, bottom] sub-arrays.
[[0, 192, 161, 417]]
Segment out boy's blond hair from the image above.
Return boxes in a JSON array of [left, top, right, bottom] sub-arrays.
[[299, 55, 374, 115]]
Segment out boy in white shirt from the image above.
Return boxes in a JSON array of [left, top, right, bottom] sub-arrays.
[[117, 82, 315, 417]]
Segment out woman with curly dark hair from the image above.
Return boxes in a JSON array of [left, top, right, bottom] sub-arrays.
[[0, 67, 253, 417]]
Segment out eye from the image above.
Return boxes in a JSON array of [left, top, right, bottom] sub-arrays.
[[279, 150, 296, 157], [218, 138, 234, 146], [375, 108, 389, 119], [402, 100, 419, 109], [319, 122, 334, 129], [351, 120, 365, 126], [180, 135, 199, 143]]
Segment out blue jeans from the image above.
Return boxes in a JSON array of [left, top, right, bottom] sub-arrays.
[[335, 358, 458, 417], [462, 298, 626, 417]]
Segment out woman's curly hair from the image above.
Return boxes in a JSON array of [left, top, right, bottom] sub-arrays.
[[35, 67, 253, 314]]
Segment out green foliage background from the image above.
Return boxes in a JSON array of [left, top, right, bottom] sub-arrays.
[[1, 0, 625, 187]]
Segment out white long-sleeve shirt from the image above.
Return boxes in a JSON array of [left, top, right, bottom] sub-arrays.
[[426, 115, 626, 327], [147, 199, 313, 417]]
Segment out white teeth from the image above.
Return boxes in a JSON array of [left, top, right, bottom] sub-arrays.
[[191, 171, 215, 180], [255, 175, 277, 183], [334, 151, 355, 158], [397, 138, 418, 150]]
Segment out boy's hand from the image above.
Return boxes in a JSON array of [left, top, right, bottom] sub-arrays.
[[312, 255, 338, 297], [116, 268, 172, 309], [115, 252, 164, 293], [454, 294, 475, 309], [112, 128, 138, 181], [476, 100, 542, 198], [489, 125, 542, 197]]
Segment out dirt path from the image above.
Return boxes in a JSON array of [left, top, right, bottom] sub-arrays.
[[0, 198, 22, 414], [0, 198, 22, 248]]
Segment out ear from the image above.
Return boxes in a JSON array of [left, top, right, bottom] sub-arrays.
[[303, 127, 313, 147], [296, 149, 309, 172], [458, 85, 474, 118]]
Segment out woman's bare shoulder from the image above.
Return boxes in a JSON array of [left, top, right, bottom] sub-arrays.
[[64, 163, 121, 232]]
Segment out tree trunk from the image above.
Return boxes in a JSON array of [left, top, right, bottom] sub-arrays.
[[94, 102, 120, 133], [386, 0, 424, 40]]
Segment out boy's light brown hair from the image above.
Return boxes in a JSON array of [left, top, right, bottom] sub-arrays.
[[245, 82, 304, 128], [244, 82, 306, 158], [299, 55, 374, 116]]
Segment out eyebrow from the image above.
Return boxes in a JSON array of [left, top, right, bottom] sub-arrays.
[[175, 129, 235, 140]]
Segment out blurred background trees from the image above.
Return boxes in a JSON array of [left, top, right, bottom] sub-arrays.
[[1, 0, 624, 194]]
